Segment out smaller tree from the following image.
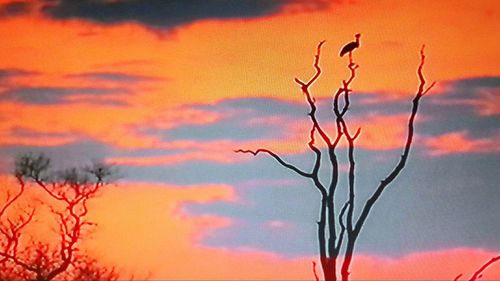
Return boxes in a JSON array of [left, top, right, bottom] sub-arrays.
[[0, 153, 118, 281]]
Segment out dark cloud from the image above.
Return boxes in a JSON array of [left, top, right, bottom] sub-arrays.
[[0, 68, 37, 80], [171, 95, 411, 142], [184, 148, 500, 256], [161, 98, 303, 141], [0, 86, 130, 105], [0, 138, 113, 174], [41, 0, 329, 29], [420, 76, 500, 138], [167, 77, 499, 142], [0, 1, 30, 18], [66, 71, 165, 83], [448, 76, 499, 90]]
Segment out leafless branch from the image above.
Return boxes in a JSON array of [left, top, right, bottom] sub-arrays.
[[312, 260, 320, 281], [354, 45, 434, 236], [234, 149, 312, 178], [454, 255, 500, 281], [335, 201, 350, 254]]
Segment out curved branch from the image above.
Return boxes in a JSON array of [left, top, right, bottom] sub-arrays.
[[308, 126, 328, 197], [0, 178, 25, 218], [354, 45, 435, 235], [312, 261, 320, 281], [335, 201, 350, 254], [469, 255, 500, 281], [234, 149, 312, 178], [294, 41, 334, 148]]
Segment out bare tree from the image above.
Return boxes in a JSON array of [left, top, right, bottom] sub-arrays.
[[0, 153, 118, 281], [236, 40, 434, 281]]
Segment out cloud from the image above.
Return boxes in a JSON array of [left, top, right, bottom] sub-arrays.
[[54, 178, 498, 280], [152, 97, 418, 160], [431, 76, 500, 116], [66, 71, 165, 83], [0, 86, 130, 105], [106, 149, 235, 166], [2, 175, 499, 280], [40, 0, 329, 30], [0, 138, 112, 174], [424, 130, 500, 156], [348, 248, 500, 280], [164, 99, 299, 142], [0, 1, 30, 18], [45, 179, 500, 279], [0, 100, 221, 149], [0, 68, 37, 81], [0, 127, 76, 146], [180, 145, 500, 257]]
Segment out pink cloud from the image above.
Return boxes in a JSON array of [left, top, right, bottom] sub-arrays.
[[84, 183, 500, 280], [2, 175, 499, 280], [424, 131, 500, 156], [350, 248, 500, 280], [0, 101, 221, 149], [431, 86, 500, 117], [105, 112, 423, 166], [264, 219, 294, 231]]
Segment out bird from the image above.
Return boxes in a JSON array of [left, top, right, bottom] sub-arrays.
[[339, 33, 361, 57]]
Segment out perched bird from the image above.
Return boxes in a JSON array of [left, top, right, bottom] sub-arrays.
[[339, 33, 361, 57]]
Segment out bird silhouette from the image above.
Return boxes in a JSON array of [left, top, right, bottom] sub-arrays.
[[339, 33, 361, 57]]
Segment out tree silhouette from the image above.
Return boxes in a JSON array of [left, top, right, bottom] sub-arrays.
[[0, 153, 119, 281], [236, 40, 434, 281]]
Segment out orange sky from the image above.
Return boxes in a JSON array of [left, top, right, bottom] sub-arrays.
[[1, 0, 499, 279], [0, 0, 498, 151], [3, 177, 498, 280]]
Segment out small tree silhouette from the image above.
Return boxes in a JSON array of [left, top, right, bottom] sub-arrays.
[[236, 40, 434, 281], [0, 153, 119, 281]]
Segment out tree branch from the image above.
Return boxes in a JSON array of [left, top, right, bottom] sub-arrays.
[[454, 255, 500, 281], [354, 45, 435, 236], [335, 201, 350, 254], [312, 260, 320, 281], [234, 149, 312, 178], [294, 40, 334, 148]]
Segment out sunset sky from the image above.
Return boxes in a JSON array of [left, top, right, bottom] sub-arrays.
[[0, 0, 499, 279]]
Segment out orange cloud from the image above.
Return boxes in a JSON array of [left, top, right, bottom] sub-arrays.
[[79, 181, 314, 280], [107, 150, 235, 166], [246, 113, 417, 152], [1, 0, 498, 110], [78, 182, 500, 280], [104, 113, 419, 166], [0, 101, 220, 148], [349, 248, 500, 280], [0, 131, 76, 146], [1, 0, 497, 158], [349, 114, 412, 150], [2, 175, 499, 280], [424, 131, 500, 156]]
